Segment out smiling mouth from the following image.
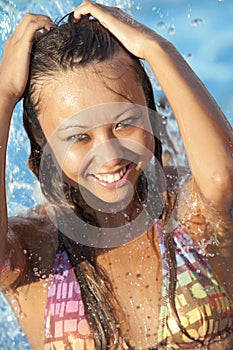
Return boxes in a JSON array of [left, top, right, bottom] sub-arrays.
[[94, 166, 128, 184]]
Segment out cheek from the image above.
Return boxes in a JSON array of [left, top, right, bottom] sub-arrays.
[[133, 128, 155, 158], [59, 145, 84, 178]]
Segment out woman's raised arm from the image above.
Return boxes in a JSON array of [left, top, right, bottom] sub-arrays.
[[0, 14, 55, 287], [74, 1, 233, 214]]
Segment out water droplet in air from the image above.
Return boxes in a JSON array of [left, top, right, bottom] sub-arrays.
[[135, 4, 142, 11], [190, 18, 204, 28], [157, 21, 166, 30], [168, 25, 175, 35], [186, 6, 192, 19]]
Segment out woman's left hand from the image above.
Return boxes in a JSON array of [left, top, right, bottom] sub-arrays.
[[74, 0, 162, 60]]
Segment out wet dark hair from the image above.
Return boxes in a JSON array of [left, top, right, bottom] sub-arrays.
[[23, 12, 200, 349]]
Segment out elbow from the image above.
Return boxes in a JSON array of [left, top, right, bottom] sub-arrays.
[[212, 169, 233, 191], [207, 169, 233, 210]]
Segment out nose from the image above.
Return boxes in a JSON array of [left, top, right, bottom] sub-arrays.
[[91, 127, 125, 169]]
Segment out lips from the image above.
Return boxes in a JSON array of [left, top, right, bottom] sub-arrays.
[[91, 164, 133, 188], [94, 166, 127, 184]]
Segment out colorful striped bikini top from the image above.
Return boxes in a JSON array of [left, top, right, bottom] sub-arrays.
[[43, 221, 233, 349]]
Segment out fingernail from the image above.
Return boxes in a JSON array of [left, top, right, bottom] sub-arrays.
[[73, 13, 80, 22]]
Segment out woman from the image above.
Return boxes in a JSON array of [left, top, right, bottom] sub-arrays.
[[0, 1, 232, 349]]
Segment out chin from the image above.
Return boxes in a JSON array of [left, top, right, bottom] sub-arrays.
[[79, 184, 135, 213]]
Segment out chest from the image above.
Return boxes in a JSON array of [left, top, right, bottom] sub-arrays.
[[96, 230, 163, 348]]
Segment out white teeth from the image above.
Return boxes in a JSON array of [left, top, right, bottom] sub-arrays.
[[95, 166, 127, 183], [108, 174, 114, 183], [103, 175, 108, 182], [113, 172, 120, 182]]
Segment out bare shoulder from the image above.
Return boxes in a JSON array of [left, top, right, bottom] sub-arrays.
[[176, 176, 232, 244], [174, 175, 233, 294], [9, 205, 58, 250], [5, 205, 58, 288], [164, 166, 233, 255]]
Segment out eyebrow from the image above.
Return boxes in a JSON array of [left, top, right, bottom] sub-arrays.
[[57, 105, 140, 132]]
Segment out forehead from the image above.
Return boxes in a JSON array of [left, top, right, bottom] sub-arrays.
[[38, 59, 146, 135]]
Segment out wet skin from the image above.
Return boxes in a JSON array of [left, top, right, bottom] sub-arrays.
[[3, 61, 233, 349], [1, 49, 233, 350], [2, 60, 233, 349], [0, 3, 232, 348], [3, 58, 163, 349], [38, 59, 155, 209], [6, 210, 163, 349]]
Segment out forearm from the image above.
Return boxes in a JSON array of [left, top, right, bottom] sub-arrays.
[[0, 92, 16, 261], [72, 0, 233, 209], [145, 38, 233, 210], [0, 94, 26, 288]]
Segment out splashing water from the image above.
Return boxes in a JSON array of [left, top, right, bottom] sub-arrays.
[[0, 0, 233, 349], [190, 18, 204, 28]]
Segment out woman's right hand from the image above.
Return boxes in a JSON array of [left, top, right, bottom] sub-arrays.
[[0, 14, 55, 105]]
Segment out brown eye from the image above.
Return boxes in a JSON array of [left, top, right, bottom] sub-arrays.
[[115, 116, 141, 131], [66, 133, 90, 143]]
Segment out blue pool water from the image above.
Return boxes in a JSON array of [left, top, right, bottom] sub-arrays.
[[0, 0, 232, 348]]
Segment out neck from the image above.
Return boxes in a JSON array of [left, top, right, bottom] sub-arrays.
[[90, 190, 157, 249], [94, 191, 144, 228]]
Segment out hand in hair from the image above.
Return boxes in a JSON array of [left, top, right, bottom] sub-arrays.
[[0, 13, 55, 291], [0, 14, 55, 103], [73, 0, 162, 60]]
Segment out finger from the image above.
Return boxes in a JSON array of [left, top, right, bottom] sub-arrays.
[[11, 14, 55, 41], [73, 2, 117, 28], [74, 2, 102, 20], [22, 18, 55, 43]]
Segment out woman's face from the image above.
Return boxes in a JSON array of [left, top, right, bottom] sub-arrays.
[[38, 59, 155, 206]]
